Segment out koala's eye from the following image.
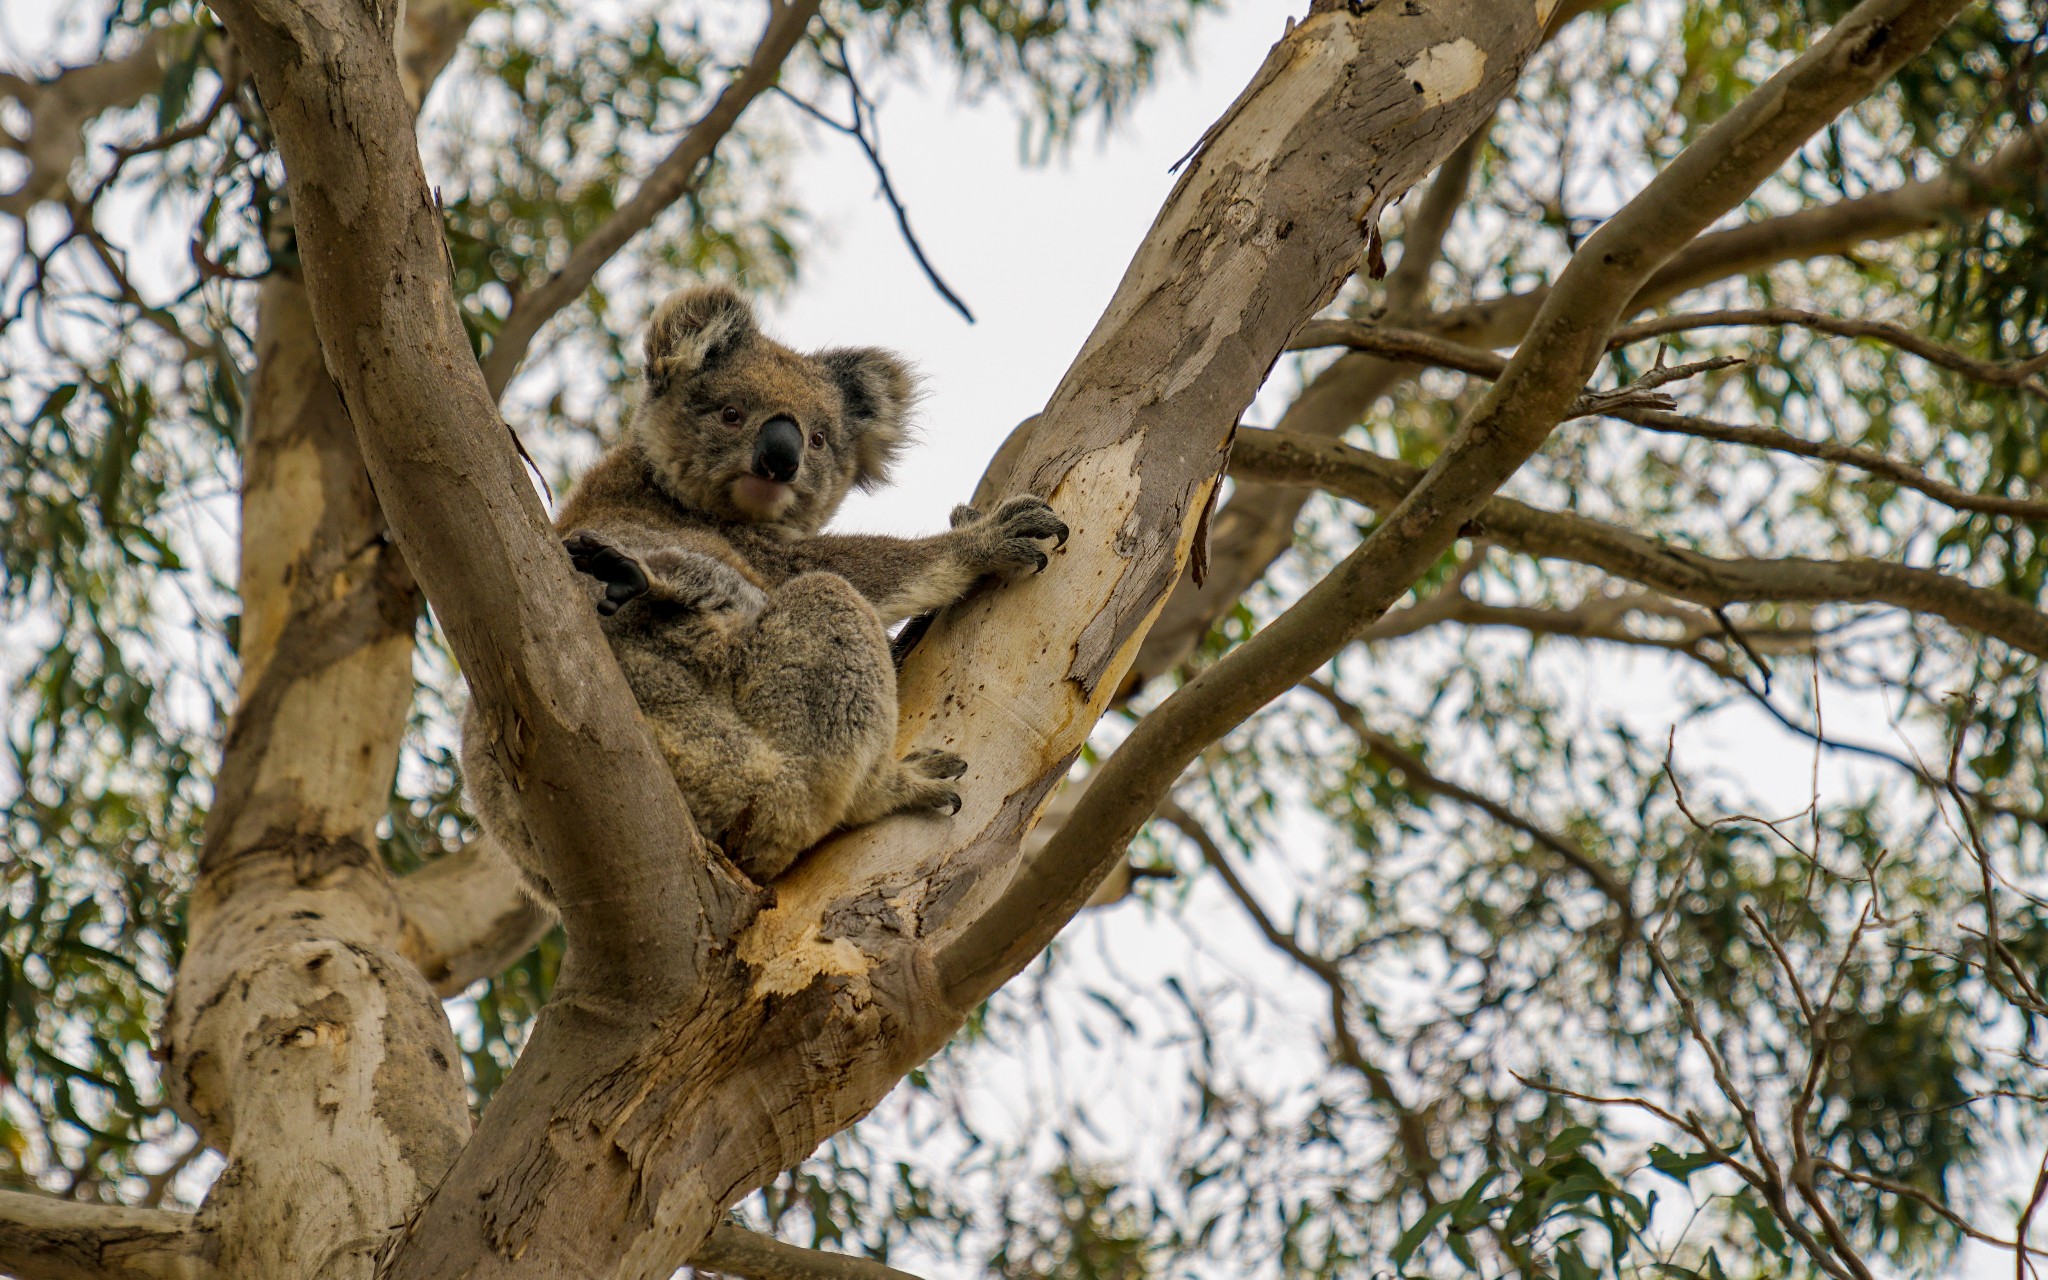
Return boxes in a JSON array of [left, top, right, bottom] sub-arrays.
[[720, 406, 744, 426], [808, 431, 826, 450]]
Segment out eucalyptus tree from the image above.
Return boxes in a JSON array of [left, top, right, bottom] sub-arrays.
[[3, 1, 2045, 1278]]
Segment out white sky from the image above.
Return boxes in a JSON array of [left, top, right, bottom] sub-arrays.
[[1, 2, 2029, 1274], [759, 6, 1289, 536]]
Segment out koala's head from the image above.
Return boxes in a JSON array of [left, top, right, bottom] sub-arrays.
[[632, 285, 916, 533]]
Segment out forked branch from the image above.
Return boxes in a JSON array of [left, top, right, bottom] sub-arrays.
[[1022, 0, 1975, 921], [1230, 429, 2048, 662]]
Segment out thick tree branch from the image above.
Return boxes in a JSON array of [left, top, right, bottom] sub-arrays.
[[1121, 100, 1494, 696], [693, 1226, 929, 1280], [1020, 0, 1972, 922], [922, 1, 1548, 1010], [398, 0, 485, 105], [395, 840, 553, 996], [1125, 118, 2048, 697], [214, 0, 751, 986], [477, 0, 820, 398], [1231, 429, 2048, 661], [0, 1189, 213, 1280], [0, 1192, 919, 1280]]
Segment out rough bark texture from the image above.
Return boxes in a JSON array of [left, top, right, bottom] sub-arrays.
[[197, 2, 1543, 1276], [1017, 0, 1974, 938], [0, 1191, 208, 1280], [158, 275, 471, 1279]]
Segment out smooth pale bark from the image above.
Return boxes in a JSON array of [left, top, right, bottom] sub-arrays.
[[158, 274, 471, 1279], [1020, 0, 1975, 935], [918, 4, 1544, 1004], [1122, 116, 2048, 696], [204, 0, 1546, 1275], [145, 13, 493, 1278], [396, 839, 554, 996]]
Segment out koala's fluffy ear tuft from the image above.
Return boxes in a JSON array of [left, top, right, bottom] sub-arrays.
[[645, 286, 756, 393], [817, 347, 918, 490]]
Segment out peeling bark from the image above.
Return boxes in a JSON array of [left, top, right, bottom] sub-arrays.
[[1017, 0, 1974, 927], [160, 275, 469, 1280], [201, 1, 1543, 1276], [1122, 117, 2047, 697]]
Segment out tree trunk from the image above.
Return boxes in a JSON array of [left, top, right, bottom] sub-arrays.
[[154, 1, 1542, 1275], [159, 275, 472, 1278]]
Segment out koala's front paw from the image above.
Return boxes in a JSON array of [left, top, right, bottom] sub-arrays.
[[967, 495, 1069, 576], [563, 530, 650, 616], [903, 748, 968, 815]]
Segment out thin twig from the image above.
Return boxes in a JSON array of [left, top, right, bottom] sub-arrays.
[[1285, 322, 2048, 521], [1607, 307, 2048, 398], [1302, 677, 1638, 929], [775, 27, 973, 323]]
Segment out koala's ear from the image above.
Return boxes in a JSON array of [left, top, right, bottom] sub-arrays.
[[817, 347, 917, 490], [644, 285, 756, 393]]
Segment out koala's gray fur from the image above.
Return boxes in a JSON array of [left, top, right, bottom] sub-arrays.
[[462, 284, 1067, 907]]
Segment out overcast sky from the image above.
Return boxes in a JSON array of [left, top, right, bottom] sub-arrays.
[[758, 6, 1289, 536]]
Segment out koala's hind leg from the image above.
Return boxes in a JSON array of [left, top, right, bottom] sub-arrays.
[[725, 572, 899, 880], [840, 748, 968, 826]]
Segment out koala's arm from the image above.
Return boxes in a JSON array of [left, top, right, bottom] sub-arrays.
[[790, 495, 1068, 625], [559, 522, 767, 621]]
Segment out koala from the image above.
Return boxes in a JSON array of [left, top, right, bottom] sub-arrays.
[[461, 284, 1068, 907]]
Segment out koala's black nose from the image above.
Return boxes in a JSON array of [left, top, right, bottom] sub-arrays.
[[752, 415, 803, 483]]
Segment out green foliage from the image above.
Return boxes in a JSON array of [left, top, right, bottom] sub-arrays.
[[1, 0, 1204, 1208], [6, 0, 2048, 1275]]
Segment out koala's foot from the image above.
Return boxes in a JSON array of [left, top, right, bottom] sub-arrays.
[[845, 748, 969, 825], [563, 530, 651, 616], [958, 495, 1069, 576], [566, 530, 766, 619]]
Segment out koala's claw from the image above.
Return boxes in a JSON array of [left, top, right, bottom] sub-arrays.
[[974, 495, 1068, 576], [563, 530, 651, 616], [907, 748, 969, 781], [940, 790, 963, 816]]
